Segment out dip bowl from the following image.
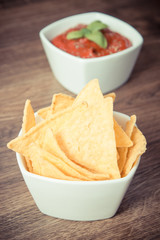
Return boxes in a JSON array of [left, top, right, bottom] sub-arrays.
[[39, 12, 143, 94], [16, 112, 140, 221]]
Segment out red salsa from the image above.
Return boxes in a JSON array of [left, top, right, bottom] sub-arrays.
[[51, 24, 132, 58]]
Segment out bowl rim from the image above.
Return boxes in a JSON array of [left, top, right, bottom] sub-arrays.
[[16, 111, 140, 185], [39, 11, 144, 63]]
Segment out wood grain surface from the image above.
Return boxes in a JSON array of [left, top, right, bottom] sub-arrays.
[[0, 0, 160, 239]]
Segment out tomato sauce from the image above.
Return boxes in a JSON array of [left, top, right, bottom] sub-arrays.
[[51, 24, 132, 58]]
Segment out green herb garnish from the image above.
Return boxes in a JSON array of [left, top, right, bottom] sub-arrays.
[[67, 20, 108, 48]]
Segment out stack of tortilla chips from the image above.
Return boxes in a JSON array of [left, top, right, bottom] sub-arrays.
[[7, 79, 147, 180]]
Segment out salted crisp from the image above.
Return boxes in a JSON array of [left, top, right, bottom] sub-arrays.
[[7, 79, 147, 180]]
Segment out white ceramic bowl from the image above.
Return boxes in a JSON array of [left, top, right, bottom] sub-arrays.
[[16, 112, 140, 221], [39, 12, 143, 94]]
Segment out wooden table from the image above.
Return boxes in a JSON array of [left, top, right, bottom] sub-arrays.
[[1, 0, 160, 239]]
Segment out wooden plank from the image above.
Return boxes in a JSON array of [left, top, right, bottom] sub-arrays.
[[0, 0, 160, 239]]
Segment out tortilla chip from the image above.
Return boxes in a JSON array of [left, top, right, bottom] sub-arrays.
[[117, 150, 120, 161], [118, 115, 136, 173], [51, 93, 74, 114], [7, 102, 88, 157], [37, 94, 74, 120], [22, 99, 36, 135], [27, 143, 80, 181], [73, 79, 103, 106], [57, 79, 120, 179], [37, 106, 50, 119], [121, 126, 147, 177], [22, 99, 36, 172], [114, 118, 133, 148], [132, 156, 140, 168], [104, 92, 116, 102], [42, 128, 109, 180]]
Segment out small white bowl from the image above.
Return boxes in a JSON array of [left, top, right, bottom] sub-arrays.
[[16, 112, 140, 221], [39, 12, 143, 94]]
